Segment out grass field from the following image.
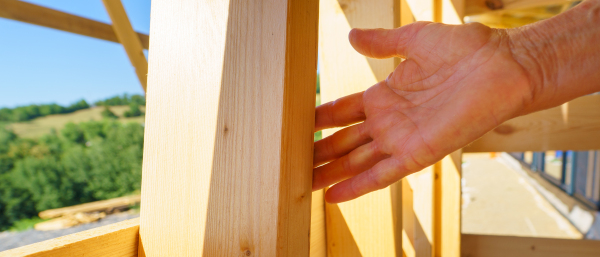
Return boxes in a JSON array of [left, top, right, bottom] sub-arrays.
[[5, 106, 145, 138]]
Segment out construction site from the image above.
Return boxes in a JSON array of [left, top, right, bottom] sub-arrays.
[[1, 0, 600, 256]]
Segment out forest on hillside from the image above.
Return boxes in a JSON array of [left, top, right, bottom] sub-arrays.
[[0, 95, 146, 231], [0, 94, 145, 122]]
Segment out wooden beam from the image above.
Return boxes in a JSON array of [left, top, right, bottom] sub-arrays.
[[464, 94, 600, 152], [103, 0, 148, 92], [0, 0, 149, 49], [318, 0, 401, 256], [0, 218, 139, 257], [433, 150, 462, 257], [464, 0, 572, 16], [39, 195, 140, 219], [311, 189, 327, 257], [461, 234, 600, 257], [403, 167, 435, 257], [139, 0, 318, 256]]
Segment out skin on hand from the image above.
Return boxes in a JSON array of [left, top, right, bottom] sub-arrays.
[[313, 22, 535, 203], [314, 0, 600, 204]]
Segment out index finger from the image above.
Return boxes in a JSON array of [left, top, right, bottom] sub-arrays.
[[315, 91, 366, 132]]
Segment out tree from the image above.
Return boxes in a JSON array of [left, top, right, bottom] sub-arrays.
[[101, 106, 118, 119], [123, 103, 143, 117]]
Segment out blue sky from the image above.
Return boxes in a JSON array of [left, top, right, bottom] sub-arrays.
[[0, 0, 151, 108]]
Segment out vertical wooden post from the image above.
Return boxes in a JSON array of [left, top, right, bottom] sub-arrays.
[[139, 0, 319, 256], [102, 0, 148, 92], [399, 1, 464, 256], [435, 150, 463, 257], [319, 0, 401, 256]]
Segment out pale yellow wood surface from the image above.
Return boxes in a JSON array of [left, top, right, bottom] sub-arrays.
[[103, 0, 148, 92], [461, 234, 600, 257], [319, 0, 401, 256], [465, 0, 572, 16], [404, 167, 434, 257], [433, 151, 462, 257], [39, 195, 140, 219], [139, 0, 318, 256], [464, 94, 600, 152], [0, 218, 139, 257], [311, 190, 327, 257], [405, 0, 435, 21], [0, 0, 149, 49]]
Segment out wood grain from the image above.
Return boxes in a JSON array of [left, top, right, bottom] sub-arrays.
[[102, 0, 148, 92], [434, 150, 462, 257], [464, 94, 600, 152], [404, 167, 434, 257], [311, 190, 327, 257], [319, 0, 401, 256], [139, 0, 318, 256], [0, 218, 139, 257], [464, 0, 572, 16], [461, 233, 600, 257], [39, 195, 140, 219], [0, 0, 149, 49]]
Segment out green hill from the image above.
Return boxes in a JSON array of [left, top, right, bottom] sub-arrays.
[[5, 105, 145, 138]]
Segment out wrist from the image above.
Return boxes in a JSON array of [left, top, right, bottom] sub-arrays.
[[507, 0, 600, 115]]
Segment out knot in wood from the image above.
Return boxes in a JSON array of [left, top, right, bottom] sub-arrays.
[[485, 0, 503, 10], [493, 124, 514, 135]]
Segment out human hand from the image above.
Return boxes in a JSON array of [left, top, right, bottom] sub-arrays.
[[313, 22, 535, 203]]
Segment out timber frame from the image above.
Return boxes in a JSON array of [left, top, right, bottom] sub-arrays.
[[1, 0, 600, 256]]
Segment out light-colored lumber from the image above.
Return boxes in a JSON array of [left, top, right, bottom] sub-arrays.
[[406, 0, 464, 23], [319, 0, 401, 256], [0, 218, 139, 257], [102, 0, 148, 92], [35, 212, 106, 231], [39, 194, 141, 219], [0, 0, 149, 49], [139, 0, 318, 256], [404, 167, 434, 257], [464, 94, 600, 152], [311, 189, 327, 257], [405, 0, 435, 21], [464, 0, 573, 16], [433, 150, 462, 257], [461, 233, 600, 257]]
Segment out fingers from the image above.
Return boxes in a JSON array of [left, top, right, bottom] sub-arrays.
[[313, 142, 388, 191], [325, 157, 409, 203], [348, 22, 429, 59], [314, 122, 371, 167], [315, 91, 365, 132]]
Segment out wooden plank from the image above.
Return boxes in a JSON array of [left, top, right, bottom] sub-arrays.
[[433, 150, 462, 257], [405, 0, 435, 21], [311, 189, 327, 257], [0, 218, 139, 257], [464, 94, 600, 153], [461, 234, 600, 257], [102, 0, 148, 92], [464, 0, 572, 16], [0, 0, 149, 49], [318, 0, 401, 256], [39, 195, 140, 219], [138, 0, 318, 256], [404, 167, 435, 257]]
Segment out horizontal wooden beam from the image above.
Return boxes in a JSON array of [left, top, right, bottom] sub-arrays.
[[465, 0, 572, 16], [39, 195, 140, 219], [461, 233, 600, 257], [0, 218, 139, 257], [464, 94, 600, 153], [0, 0, 149, 49]]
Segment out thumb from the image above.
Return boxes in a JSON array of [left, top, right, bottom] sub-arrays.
[[348, 22, 429, 59]]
